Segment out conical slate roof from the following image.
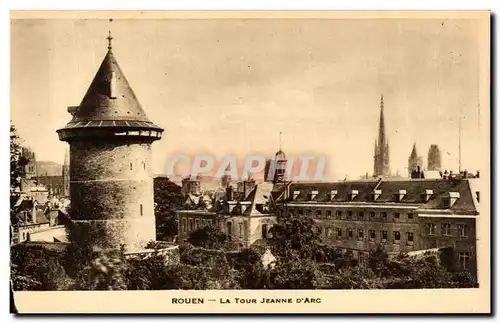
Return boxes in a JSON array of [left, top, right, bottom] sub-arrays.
[[58, 48, 162, 132]]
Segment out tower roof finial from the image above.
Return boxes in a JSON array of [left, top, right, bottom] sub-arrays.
[[107, 19, 113, 51], [107, 30, 113, 51]]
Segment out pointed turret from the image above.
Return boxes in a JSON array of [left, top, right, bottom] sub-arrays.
[[57, 33, 162, 142]]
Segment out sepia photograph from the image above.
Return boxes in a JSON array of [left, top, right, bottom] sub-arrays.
[[9, 10, 490, 314]]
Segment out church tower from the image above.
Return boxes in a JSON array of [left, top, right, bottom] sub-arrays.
[[57, 32, 164, 251], [373, 95, 390, 177], [427, 144, 442, 171], [407, 143, 423, 177]]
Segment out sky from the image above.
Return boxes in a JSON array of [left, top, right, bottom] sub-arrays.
[[11, 17, 486, 180]]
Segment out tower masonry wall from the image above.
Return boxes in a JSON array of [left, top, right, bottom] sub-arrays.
[[69, 138, 156, 250]]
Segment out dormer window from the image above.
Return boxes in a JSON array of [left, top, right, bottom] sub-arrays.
[[422, 189, 433, 202], [397, 189, 407, 202], [443, 192, 460, 208], [310, 190, 318, 201], [329, 190, 338, 201], [372, 189, 382, 201], [348, 190, 358, 201], [292, 190, 300, 200], [110, 71, 117, 99]]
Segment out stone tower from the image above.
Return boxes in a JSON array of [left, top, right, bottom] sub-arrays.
[[428, 144, 442, 171], [373, 95, 390, 177], [57, 33, 164, 251], [407, 143, 423, 177]]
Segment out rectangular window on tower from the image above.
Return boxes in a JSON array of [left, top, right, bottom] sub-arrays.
[[110, 71, 117, 98], [140, 204, 143, 216]]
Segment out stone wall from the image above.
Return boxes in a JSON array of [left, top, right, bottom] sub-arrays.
[[69, 138, 155, 251]]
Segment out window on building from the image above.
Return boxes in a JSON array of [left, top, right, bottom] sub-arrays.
[[306, 209, 312, 215], [394, 212, 400, 219], [406, 232, 414, 246], [357, 229, 364, 241], [347, 211, 353, 219], [189, 219, 194, 231], [227, 222, 232, 236], [207, 219, 213, 226], [369, 230, 376, 241], [22, 232, 26, 241], [316, 209, 322, 216], [140, 204, 143, 216], [381, 230, 388, 242], [326, 210, 332, 217], [441, 223, 452, 236], [358, 211, 364, 220], [298, 209, 304, 215], [407, 213, 414, 220], [182, 218, 187, 232], [370, 212, 376, 219], [458, 224, 468, 237], [459, 252, 470, 270], [130, 162, 133, 170], [336, 210, 342, 219], [195, 219, 200, 229], [427, 223, 436, 235], [316, 226, 323, 236], [393, 231, 401, 243], [261, 224, 268, 238], [347, 228, 353, 240], [336, 227, 342, 239], [202, 219, 207, 227], [476, 191, 480, 203], [239, 223, 243, 237], [327, 228, 333, 240], [381, 212, 388, 221]]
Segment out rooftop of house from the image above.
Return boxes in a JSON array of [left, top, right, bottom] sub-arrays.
[[277, 178, 479, 214]]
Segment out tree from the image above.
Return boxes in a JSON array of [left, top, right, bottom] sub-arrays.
[[10, 123, 29, 219], [268, 211, 322, 259], [270, 251, 329, 289], [154, 177, 184, 241], [187, 226, 229, 250]]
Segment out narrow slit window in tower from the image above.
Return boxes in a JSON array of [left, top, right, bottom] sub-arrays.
[[140, 204, 143, 216]]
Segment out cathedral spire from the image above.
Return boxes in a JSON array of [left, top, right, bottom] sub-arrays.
[[378, 94, 386, 147], [373, 94, 390, 177]]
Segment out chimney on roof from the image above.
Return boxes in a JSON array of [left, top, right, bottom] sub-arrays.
[[310, 190, 318, 200], [226, 186, 233, 201]]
